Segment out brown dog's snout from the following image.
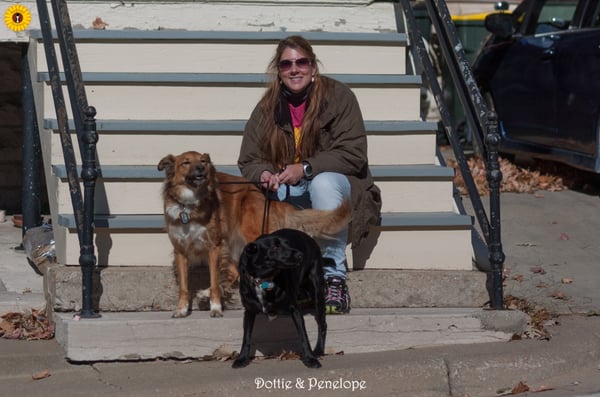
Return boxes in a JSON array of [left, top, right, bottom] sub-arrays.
[[186, 163, 207, 186], [192, 163, 206, 176]]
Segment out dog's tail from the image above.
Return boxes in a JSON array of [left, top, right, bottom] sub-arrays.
[[278, 199, 351, 238]]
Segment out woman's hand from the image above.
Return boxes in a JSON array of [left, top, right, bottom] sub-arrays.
[[277, 163, 304, 186], [260, 170, 280, 191], [260, 164, 304, 191]]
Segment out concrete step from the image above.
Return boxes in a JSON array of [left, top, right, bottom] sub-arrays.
[[52, 308, 528, 362], [39, 73, 421, 121], [44, 266, 487, 313], [43, 119, 439, 166], [50, 164, 455, 214], [49, 212, 473, 269], [32, 30, 408, 75]]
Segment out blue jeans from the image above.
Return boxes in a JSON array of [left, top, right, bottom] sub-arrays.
[[275, 172, 351, 280]]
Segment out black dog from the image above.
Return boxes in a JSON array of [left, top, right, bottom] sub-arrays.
[[232, 228, 327, 369]]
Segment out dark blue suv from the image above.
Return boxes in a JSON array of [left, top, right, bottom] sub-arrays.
[[472, 0, 600, 172]]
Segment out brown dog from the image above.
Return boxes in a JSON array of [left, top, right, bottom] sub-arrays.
[[157, 151, 350, 318]]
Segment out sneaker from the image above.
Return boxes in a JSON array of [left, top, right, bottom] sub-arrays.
[[325, 276, 351, 314]]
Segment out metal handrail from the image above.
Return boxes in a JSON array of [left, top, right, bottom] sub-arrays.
[[397, 0, 506, 309], [33, 0, 100, 318]]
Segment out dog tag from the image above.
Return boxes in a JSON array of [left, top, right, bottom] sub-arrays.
[[261, 281, 275, 291], [180, 211, 190, 224]]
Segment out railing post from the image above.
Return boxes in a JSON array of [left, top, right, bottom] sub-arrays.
[[79, 106, 100, 318], [485, 110, 505, 309]]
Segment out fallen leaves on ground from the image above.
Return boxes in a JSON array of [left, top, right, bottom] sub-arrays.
[[201, 344, 237, 362], [32, 370, 51, 380], [561, 278, 573, 284], [497, 381, 554, 395], [277, 350, 301, 361], [504, 295, 554, 340], [511, 381, 530, 394], [0, 308, 55, 340], [447, 155, 565, 196], [550, 290, 568, 300], [530, 265, 546, 275]]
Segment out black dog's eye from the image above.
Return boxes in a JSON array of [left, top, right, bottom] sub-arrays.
[[294, 252, 303, 262], [246, 243, 258, 256]]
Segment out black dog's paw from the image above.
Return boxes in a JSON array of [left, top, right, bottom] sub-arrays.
[[232, 356, 251, 369], [302, 356, 322, 369]]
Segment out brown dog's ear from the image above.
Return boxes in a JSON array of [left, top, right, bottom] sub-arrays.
[[157, 155, 175, 179]]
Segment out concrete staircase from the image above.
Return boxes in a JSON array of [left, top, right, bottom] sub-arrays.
[[25, 1, 493, 361]]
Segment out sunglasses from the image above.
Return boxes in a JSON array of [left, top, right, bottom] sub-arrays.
[[278, 57, 311, 71]]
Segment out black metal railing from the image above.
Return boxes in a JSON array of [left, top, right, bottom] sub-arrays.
[[24, 0, 100, 317], [397, 0, 506, 309]]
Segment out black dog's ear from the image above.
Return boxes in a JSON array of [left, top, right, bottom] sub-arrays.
[[240, 242, 259, 274], [157, 155, 175, 179]]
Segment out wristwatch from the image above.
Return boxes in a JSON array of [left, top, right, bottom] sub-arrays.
[[302, 161, 314, 179]]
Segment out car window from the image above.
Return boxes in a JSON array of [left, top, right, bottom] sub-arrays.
[[589, 2, 600, 27], [535, 0, 578, 33]]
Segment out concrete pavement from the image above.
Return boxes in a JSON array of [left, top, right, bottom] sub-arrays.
[[1, 186, 600, 396], [0, 315, 599, 396]]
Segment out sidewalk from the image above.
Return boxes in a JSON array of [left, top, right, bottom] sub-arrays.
[[0, 316, 599, 396], [1, 186, 600, 396], [0, 220, 45, 315]]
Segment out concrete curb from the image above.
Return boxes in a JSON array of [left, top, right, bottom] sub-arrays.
[[52, 308, 527, 362]]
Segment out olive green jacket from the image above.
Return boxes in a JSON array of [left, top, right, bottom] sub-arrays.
[[238, 76, 382, 248]]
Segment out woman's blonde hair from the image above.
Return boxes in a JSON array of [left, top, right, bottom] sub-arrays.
[[258, 35, 330, 169]]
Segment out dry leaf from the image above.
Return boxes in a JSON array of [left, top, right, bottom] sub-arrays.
[[202, 344, 237, 362], [278, 350, 301, 361], [530, 266, 546, 274], [511, 381, 530, 394], [536, 282, 548, 288], [32, 370, 51, 380], [512, 274, 524, 282], [551, 291, 568, 300], [92, 17, 109, 30], [325, 347, 344, 355], [561, 278, 573, 284], [559, 233, 569, 241]]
